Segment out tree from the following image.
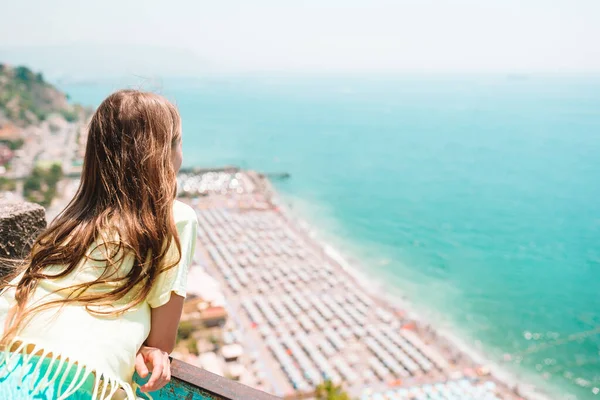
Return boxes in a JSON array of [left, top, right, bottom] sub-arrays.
[[48, 163, 63, 185], [60, 108, 79, 122], [0, 139, 24, 151], [177, 320, 195, 341], [315, 380, 351, 400], [209, 334, 220, 348], [186, 339, 199, 355], [14, 66, 35, 83], [23, 174, 41, 193], [0, 177, 16, 191], [23, 164, 63, 207]]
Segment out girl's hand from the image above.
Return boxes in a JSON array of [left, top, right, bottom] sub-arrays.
[[135, 345, 172, 392]]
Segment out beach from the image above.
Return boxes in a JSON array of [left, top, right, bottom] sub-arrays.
[[177, 167, 550, 400]]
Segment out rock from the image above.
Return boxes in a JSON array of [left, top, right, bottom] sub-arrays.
[[0, 201, 46, 278]]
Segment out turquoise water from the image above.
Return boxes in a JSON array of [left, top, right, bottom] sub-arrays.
[[61, 75, 600, 399]]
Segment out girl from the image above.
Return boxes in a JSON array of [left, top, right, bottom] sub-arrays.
[[0, 89, 198, 399]]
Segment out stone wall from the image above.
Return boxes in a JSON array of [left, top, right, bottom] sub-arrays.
[[0, 201, 46, 278]]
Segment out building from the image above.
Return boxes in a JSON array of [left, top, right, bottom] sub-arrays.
[[221, 344, 244, 363], [182, 297, 228, 328], [0, 144, 13, 167], [200, 305, 228, 328]]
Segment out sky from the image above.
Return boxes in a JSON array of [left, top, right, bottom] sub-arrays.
[[0, 0, 599, 77]]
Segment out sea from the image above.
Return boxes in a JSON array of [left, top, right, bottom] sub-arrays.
[[59, 74, 600, 399]]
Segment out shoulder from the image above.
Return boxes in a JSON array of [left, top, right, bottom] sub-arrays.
[[173, 200, 198, 225]]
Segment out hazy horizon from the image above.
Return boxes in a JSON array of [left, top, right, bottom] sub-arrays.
[[1, 0, 599, 78]]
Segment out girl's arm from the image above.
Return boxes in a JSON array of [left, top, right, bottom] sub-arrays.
[[135, 293, 185, 392], [138, 203, 198, 391], [146, 293, 185, 353]]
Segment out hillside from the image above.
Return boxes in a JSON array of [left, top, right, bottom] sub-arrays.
[[0, 64, 80, 127]]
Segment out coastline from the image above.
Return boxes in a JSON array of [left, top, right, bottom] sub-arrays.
[[178, 166, 573, 400], [271, 188, 555, 400]]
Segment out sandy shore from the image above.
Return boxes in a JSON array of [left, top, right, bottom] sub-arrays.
[[179, 168, 553, 400], [268, 177, 552, 400]]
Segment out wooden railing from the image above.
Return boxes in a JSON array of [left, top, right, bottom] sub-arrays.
[[150, 359, 280, 400]]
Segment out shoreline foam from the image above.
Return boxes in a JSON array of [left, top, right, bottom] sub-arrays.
[[274, 189, 555, 400]]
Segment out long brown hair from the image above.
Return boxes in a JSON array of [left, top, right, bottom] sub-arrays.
[[1, 89, 182, 344]]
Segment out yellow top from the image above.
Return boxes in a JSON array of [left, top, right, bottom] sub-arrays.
[[0, 200, 198, 400]]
